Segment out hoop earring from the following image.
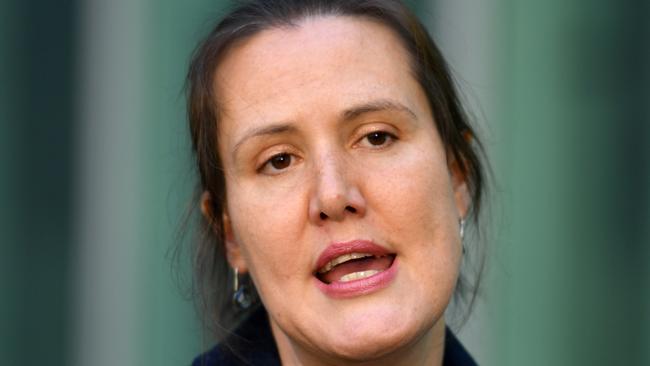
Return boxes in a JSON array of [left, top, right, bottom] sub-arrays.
[[232, 267, 252, 310], [459, 218, 466, 255]]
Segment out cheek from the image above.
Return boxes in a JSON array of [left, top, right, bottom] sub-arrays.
[[367, 142, 458, 240], [365, 139, 462, 298], [226, 177, 310, 281]]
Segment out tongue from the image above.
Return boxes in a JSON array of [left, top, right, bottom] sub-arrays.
[[320, 256, 393, 284]]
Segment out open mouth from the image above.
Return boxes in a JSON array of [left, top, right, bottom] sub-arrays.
[[315, 253, 396, 284]]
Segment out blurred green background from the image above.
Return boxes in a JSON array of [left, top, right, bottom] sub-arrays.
[[1, 0, 648, 365]]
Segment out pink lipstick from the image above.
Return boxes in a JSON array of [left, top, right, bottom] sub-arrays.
[[313, 240, 398, 298]]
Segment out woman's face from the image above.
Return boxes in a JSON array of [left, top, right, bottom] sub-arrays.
[[213, 16, 467, 363]]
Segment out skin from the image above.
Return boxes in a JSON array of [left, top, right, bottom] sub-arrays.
[[205, 15, 470, 366]]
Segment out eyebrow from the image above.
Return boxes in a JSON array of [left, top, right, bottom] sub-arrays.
[[231, 98, 416, 160], [232, 123, 296, 160], [342, 99, 417, 121]]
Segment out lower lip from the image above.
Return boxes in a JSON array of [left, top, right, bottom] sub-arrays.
[[313, 257, 399, 299]]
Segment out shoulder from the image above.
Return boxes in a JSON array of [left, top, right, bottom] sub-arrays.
[[192, 342, 280, 366], [191, 308, 281, 366], [443, 327, 479, 366]]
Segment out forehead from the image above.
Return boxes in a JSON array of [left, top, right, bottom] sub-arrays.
[[213, 15, 423, 144]]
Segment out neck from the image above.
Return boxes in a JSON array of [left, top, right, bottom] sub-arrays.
[[269, 315, 447, 366]]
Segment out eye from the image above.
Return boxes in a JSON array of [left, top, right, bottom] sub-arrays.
[[270, 153, 291, 169], [260, 152, 293, 174], [361, 131, 397, 147]]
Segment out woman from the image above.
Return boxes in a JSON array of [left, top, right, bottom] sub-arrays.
[[187, 0, 486, 365]]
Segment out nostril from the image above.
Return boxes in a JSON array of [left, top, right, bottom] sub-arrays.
[[317, 206, 358, 221]]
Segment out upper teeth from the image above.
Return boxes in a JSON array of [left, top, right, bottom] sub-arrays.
[[318, 253, 373, 274]]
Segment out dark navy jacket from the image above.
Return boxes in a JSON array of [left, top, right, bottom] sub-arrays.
[[192, 308, 478, 365]]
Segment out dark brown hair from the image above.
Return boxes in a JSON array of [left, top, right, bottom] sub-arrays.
[[185, 0, 487, 338]]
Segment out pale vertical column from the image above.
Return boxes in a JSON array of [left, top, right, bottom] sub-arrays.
[[71, 0, 220, 364], [72, 0, 146, 365], [422, 1, 498, 364]]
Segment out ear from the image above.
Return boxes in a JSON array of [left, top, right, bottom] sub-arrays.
[[222, 210, 248, 273], [200, 191, 248, 273], [448, 154, 471, 220], [200, 190, 213, 218]]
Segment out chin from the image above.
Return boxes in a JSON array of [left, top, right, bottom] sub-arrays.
[[328, 335, 408, 361], [317, 307, 434, 362]]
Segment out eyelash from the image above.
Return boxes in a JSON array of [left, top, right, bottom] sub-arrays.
[[257, 130, 398, 175]]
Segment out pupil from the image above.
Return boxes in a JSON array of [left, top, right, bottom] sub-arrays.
[[368, 132, 387, 145], [271, 154, 290, 169]]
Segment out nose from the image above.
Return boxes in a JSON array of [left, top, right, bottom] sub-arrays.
[[308, 155, 366, 224]]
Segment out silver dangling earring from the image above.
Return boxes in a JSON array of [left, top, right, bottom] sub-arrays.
[[232, 267, 252, 310], [459, 218, 466, 255]]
